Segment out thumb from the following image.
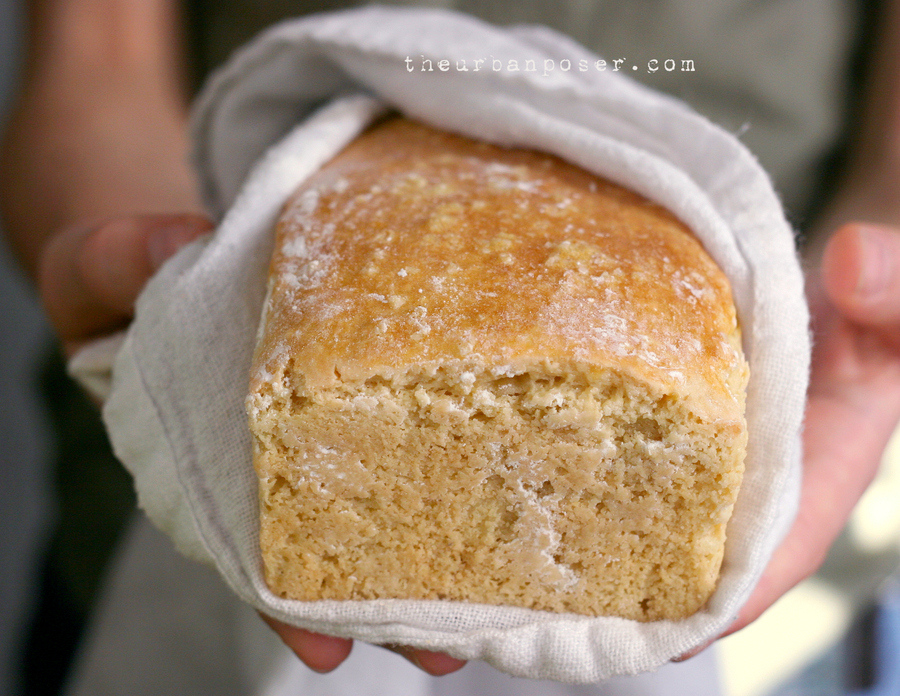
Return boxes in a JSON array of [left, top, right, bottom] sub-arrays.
[[39, 213, 213, 354], [822, 222, 900, 328]]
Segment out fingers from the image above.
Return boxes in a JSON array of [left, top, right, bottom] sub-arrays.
[[387, 645, 468, 676], [38, 213, 212, 354], [260, 614, 467, 676], [259, 616, 353, 673], [822, 222, 900, 328]]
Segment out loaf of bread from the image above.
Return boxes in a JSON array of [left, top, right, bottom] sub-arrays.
[[247, 117, 749, 621]]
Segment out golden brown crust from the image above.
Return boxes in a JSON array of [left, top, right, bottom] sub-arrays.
[[251, 118, 744, 418]]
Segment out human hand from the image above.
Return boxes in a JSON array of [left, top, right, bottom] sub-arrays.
[[37, 213, 214, 358], [0, 0, 468, 678], [720, 222, 900, 636], [259, 615, 467, 675], [38, 210, 467, 675], [668, 220, 900, 663]]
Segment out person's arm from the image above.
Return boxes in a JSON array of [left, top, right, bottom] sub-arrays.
[[0, 0, 206, 352], [0, 0, 200, 275], [0, 0, 465, 676]]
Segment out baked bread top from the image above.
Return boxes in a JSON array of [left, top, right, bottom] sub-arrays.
[[251, 117, 745, 423]]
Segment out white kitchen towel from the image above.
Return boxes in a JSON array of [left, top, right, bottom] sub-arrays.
[[71, 6, 810, 684]]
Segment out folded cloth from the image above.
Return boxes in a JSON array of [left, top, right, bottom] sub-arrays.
[[69, 6, 809, 683]]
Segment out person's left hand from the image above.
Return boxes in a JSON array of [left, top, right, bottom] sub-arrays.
[[721, 221, 900, 636], [651, 219, 900, 667], [674, 220, 900, 663]]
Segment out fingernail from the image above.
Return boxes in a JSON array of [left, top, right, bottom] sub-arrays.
[[147, 222, 204, 271], [855, 227, 892, 300]]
